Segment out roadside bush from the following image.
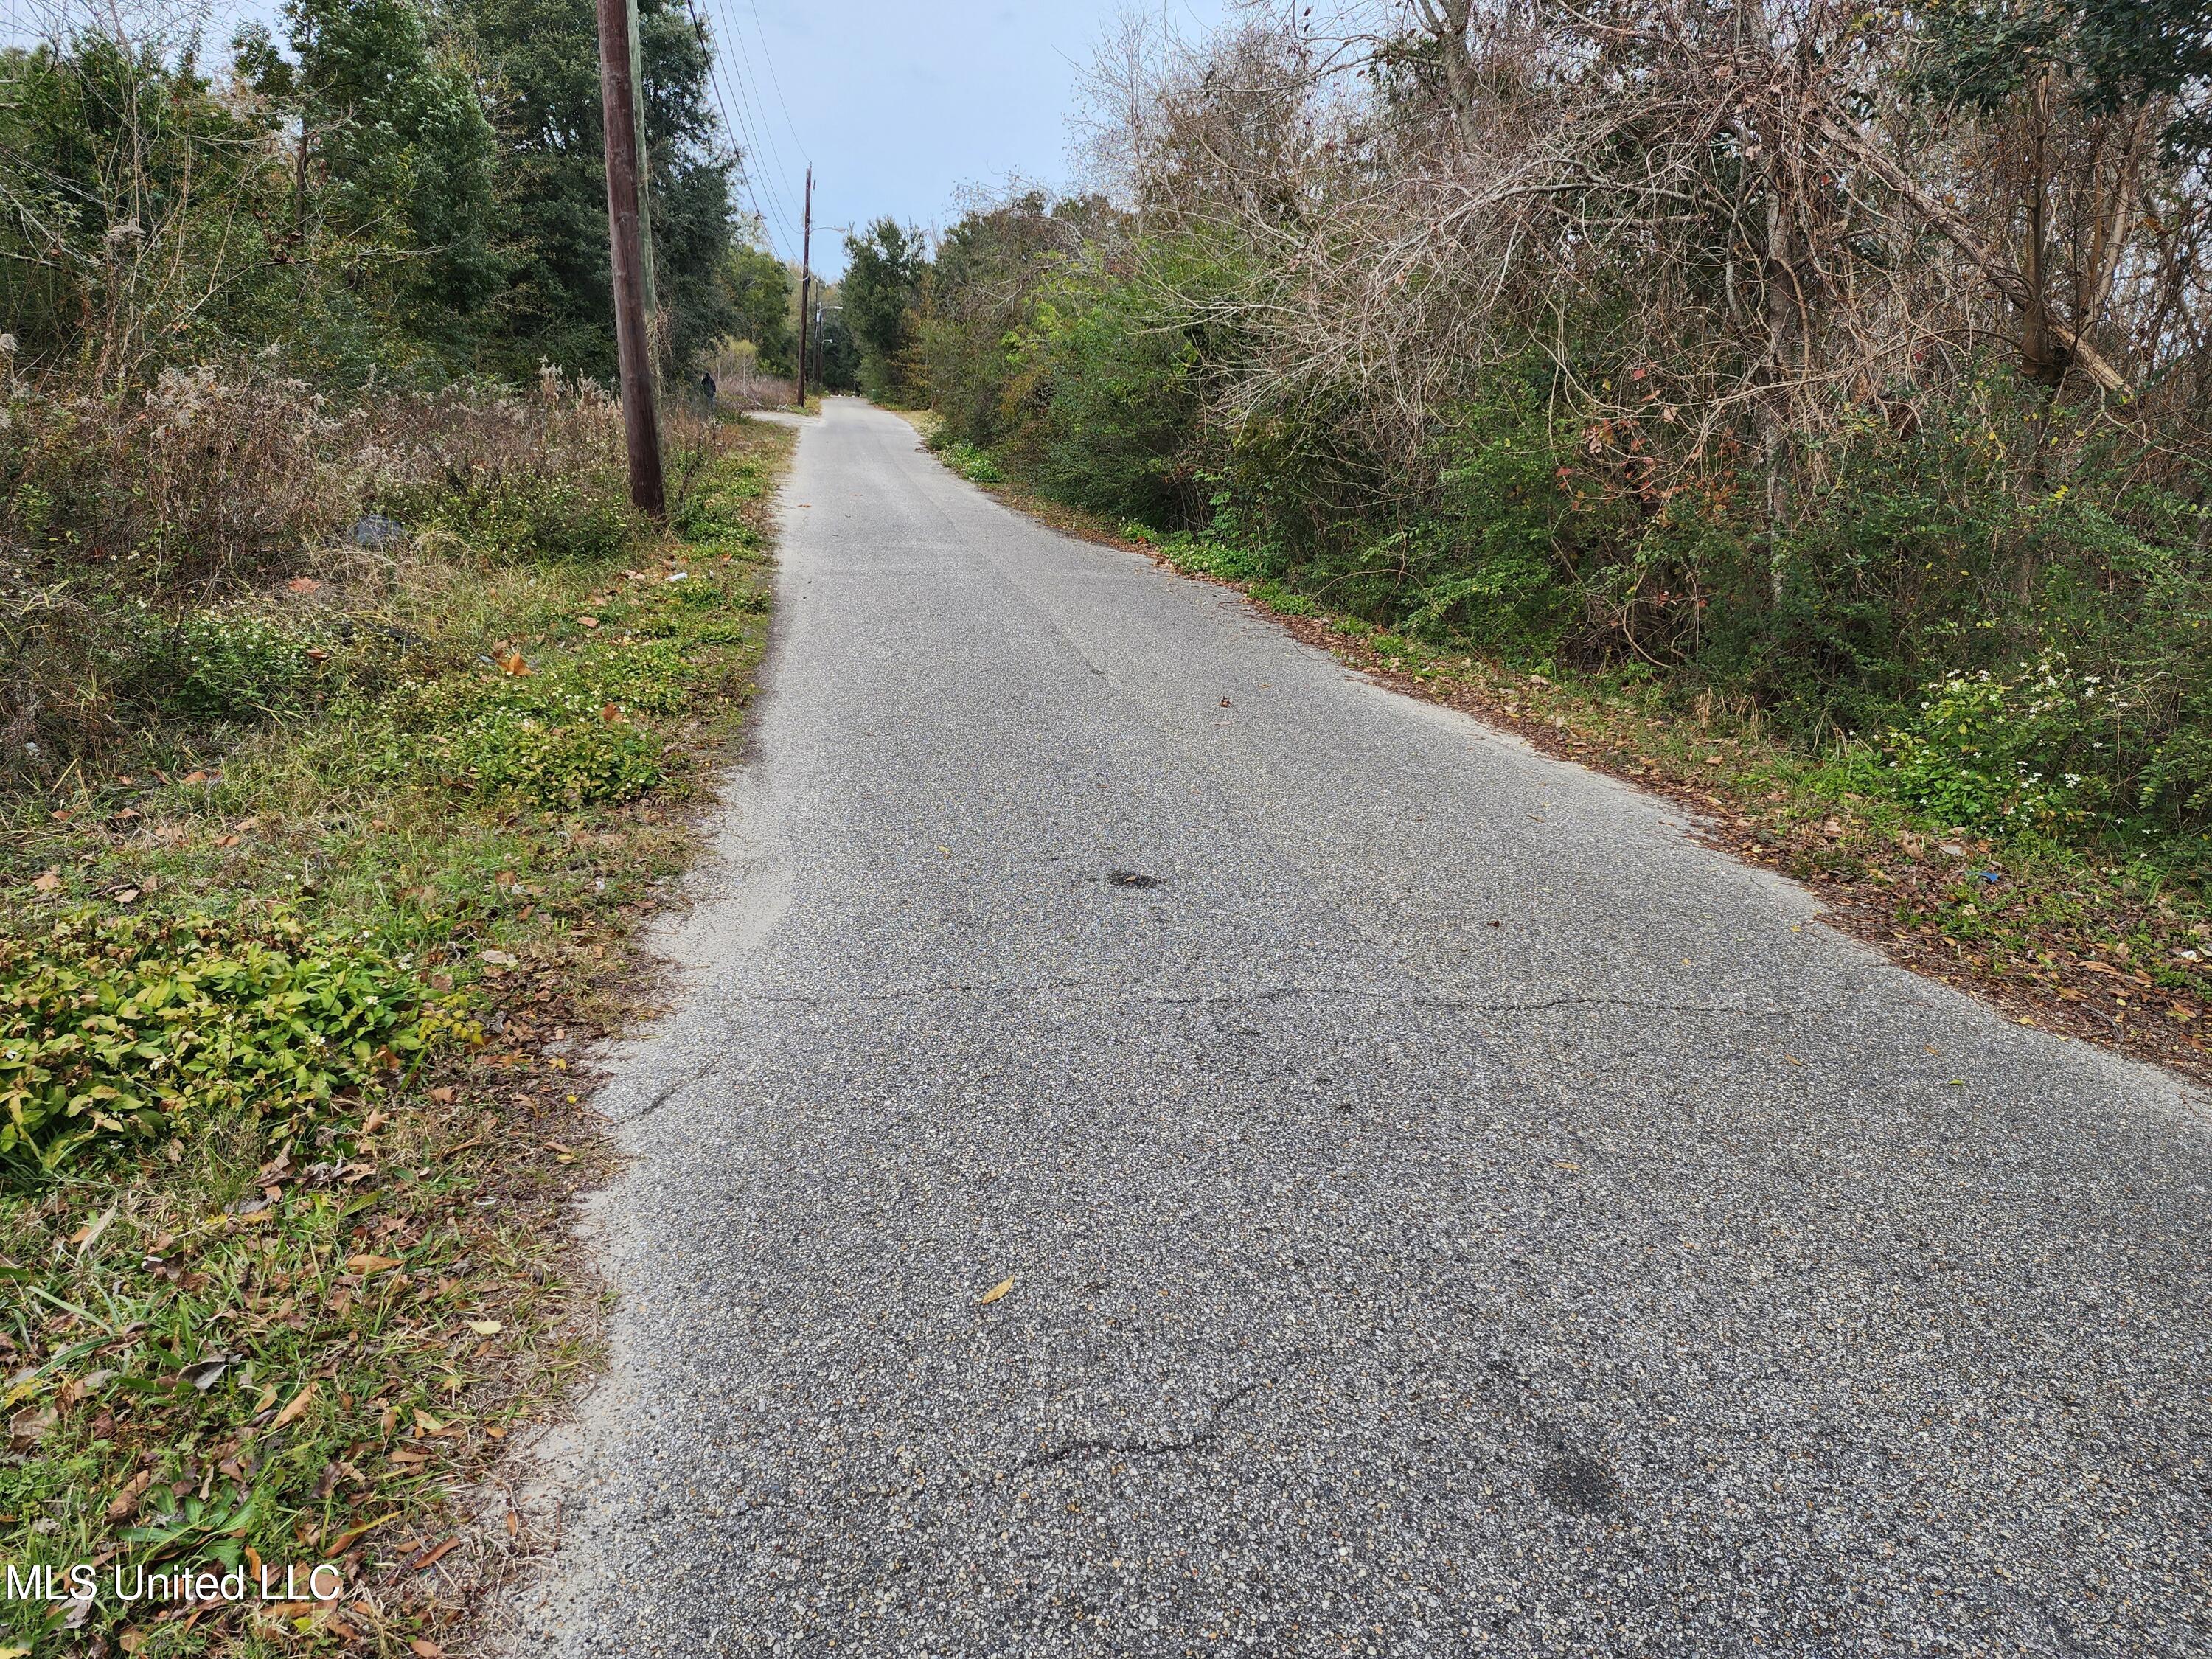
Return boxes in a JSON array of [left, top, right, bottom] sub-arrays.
[[1883, 653, 2115, 832], [0, 371, 644, 788], [903, 161, 2212, 866], [938, 439, 1004, 484], [1160, 533, 1269, 582], [167, 610, 325, 721], [440, 694, 664, 807], [392, 465, 635, 566], [1016, 270, 1203, 524], [0, 369, 347, 588], [0, 913, 453, 1171], [1413, 389, 1630, 661]]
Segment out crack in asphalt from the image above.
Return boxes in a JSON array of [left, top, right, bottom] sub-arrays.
[[725, 980, 1813, 1019], [615, 1063, 718, 1124], [506, 400, 2212, 1659], [1011, 1380, 1270, 1473]]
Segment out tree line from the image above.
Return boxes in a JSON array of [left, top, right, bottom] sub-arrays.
[[0, 0, 796, 389]]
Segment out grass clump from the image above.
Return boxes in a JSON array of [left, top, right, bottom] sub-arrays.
[[938, 437, 1005, 485]]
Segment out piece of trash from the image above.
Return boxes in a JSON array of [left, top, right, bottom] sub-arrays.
[[349, 513, 407, 550]]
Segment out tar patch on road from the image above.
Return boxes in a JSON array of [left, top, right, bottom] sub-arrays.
[[1540, 1456, 1621, 1516]]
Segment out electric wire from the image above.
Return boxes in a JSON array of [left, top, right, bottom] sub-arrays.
[[714, 0, 801, 220], [744, 0, 809, 167], [717, 56, 796, 251], [682, 0, 782, 248], [681, 0, 791, 254], [702, 0, 801, 234]]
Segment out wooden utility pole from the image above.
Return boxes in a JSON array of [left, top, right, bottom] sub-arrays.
[[627, 0, 658, 330], [596, 0, 665, 517], [794, 166, 812, 407]]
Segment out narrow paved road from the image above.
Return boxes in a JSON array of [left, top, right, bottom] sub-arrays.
[[513, 400, 2210, 1658]]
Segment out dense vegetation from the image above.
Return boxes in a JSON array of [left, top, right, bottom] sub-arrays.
[[894, 0, 2212, 880], [841, 218, 928, 402], [0, 400, 785, 1653], [0, 0, 791, 386], [1, 0, 803, 801]]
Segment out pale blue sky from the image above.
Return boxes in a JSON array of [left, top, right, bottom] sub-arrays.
[[717, 0, 1228, 276]]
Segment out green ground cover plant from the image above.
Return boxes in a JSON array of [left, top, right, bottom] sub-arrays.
[[2, 1, 801, 1644]]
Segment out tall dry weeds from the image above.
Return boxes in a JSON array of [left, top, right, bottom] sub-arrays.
[[0, 364, 647, 785]]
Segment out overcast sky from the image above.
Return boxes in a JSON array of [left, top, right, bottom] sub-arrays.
[[722, 0, 1229, 277]]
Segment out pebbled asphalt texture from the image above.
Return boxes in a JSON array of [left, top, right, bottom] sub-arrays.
[[509, 398, 2212, 1658]]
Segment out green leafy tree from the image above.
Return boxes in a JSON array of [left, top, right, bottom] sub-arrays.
[[457, 0, 741, 380], [722, 240, 794, 372], [234, 0, 498, 369], [919, 192, 1107, 445], [1915, 0, 2212, 150], [841, 217, 926, 397], [816, 308, 860, 392]]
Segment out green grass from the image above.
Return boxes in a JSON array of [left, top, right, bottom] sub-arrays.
[[0, 416, 791, 1655]]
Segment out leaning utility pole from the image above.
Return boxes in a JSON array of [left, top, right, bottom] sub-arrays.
[[794, 166, 812, 407], [595, 0, 665, 517]]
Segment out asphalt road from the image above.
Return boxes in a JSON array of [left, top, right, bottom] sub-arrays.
[[509, 398, 2211, 1658]]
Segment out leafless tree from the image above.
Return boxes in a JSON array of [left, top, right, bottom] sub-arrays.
[[1069, 0, 2211, 558]]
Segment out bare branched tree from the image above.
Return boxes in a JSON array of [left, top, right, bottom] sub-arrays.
[[1067, 0, 2211, 550]]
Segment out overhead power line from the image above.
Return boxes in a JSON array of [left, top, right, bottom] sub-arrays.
[[715, 0, 800, 219], [680, 0, 793, 255], [703, 0, 801, 236], [745, 0, 810, 171]]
